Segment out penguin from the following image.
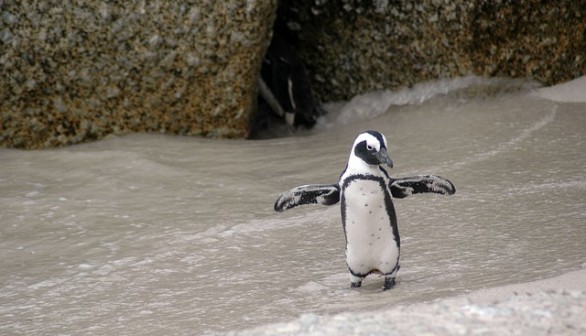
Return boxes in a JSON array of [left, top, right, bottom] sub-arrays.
[[250, 23, 324, 138], [274, 130, 456, 290]]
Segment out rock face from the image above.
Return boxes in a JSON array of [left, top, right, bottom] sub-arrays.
[[281, 0, 586, 102], [0, 1, 277, 148], [2, 1, 585, 148]]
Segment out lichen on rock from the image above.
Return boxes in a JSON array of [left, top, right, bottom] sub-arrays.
[[0, 0, 277, 148], [279, 0, 586, 102]]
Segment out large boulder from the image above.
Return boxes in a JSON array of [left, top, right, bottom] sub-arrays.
[[0, 1, 277, 148], [2, 1, 584, 148], [281, 0, 586, 102]]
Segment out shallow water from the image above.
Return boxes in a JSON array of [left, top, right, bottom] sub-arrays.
[[1, 78, 585, 335]]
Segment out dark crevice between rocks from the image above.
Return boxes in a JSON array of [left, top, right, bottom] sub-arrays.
[[248, 4, 325, 139]]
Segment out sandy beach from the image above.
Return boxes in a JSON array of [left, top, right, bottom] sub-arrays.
[[230, 268, 586, 335], [2, 76, 584, 336], [466, 267, 586, 303], [228, 78, 586, 336]]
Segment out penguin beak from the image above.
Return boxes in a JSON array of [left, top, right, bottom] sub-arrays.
[[376, 148, 394, 168]]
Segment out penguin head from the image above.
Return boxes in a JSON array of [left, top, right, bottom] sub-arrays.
[[349, 130, 394, 168]]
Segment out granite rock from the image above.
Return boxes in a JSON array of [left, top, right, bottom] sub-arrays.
[[2, 1, 585, 148], [1, 0, 277, 148], [280, 0, 586, 102]]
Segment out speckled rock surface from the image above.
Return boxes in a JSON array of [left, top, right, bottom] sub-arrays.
[[281, 0, 586, 102], [1, 0, 276, 148], [2, 1, 584, 148]]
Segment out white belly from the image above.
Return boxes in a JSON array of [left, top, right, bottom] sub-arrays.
[[343, 179, 399, 275]]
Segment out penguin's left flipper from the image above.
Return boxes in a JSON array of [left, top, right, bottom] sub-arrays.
[[390, 175, 456, 199], [274, 184, 340, 212]]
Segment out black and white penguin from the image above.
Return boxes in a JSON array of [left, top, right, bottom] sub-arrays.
[[274, 130, 456, 290], [250, 24, 324, 138]]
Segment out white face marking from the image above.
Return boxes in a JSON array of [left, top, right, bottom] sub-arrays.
[[354, 133, 382, 152], [345, 132, 389, 173]]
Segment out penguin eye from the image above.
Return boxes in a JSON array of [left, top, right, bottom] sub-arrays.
[[366, 144, 374, 151]]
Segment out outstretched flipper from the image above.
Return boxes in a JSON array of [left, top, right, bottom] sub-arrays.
[[274, 184, 340, 212], [390, 175, 456, 199]]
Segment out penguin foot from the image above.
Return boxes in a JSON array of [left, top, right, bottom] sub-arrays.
[[383, 277, 396, 291], [350, 281, 362, 288]]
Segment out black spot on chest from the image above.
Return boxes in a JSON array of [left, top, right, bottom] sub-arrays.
[[340, 173, 400, 247]]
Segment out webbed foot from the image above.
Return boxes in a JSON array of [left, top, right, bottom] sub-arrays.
[[383, 277, 396, 290]]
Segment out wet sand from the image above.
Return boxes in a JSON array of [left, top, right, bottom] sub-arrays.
[[231, 269, 586, 335], [228, 77, 586, 335], [2, 76, 584, 336]]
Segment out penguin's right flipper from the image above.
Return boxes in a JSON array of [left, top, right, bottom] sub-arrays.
[[389, 175, 456, 199], [274, 184, 340, 212]]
